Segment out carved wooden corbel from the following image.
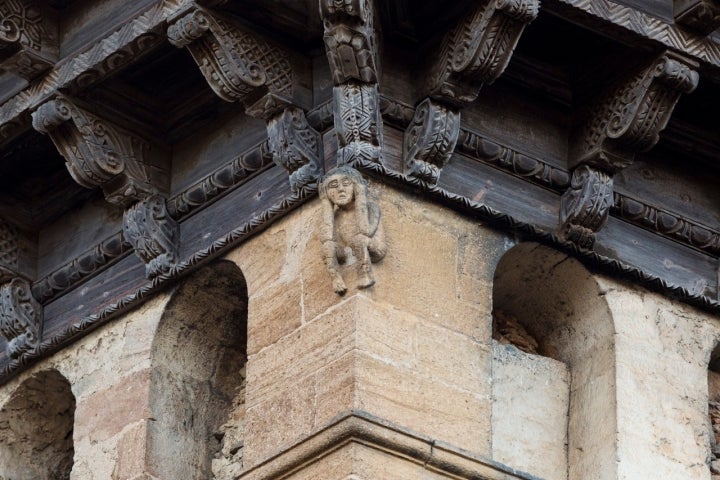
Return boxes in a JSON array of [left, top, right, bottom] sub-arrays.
[[403, 98, 460, 183], [321, 0, 384, 168], [0, 0, 57, 80], [122, 195, 180, 279], [559, 165, 614, 249], [267, 107, 323, 192], [674, 0, 720, 35], [403, 0, 538, 183], [425, 0, 540, 107], [169, 5, 322, 190], [560, 51, 698, 248], [571, 51, 699, 173], [0, 220, 42, 360], [31, 96, 159, 208], [32, 96, 180, 278]]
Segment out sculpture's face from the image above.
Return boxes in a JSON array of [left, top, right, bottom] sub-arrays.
[[325, 174, 354, 207]]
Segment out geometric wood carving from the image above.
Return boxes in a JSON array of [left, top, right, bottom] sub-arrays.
[[424, 0, 540, 107], [570, 50, 699, 173], [267, 107, 323, 192], [321, 0, 384, 168], [559, 165, 614, 249], [320, 0, 379, 84], [334, 83, 383, 166], [0, 277, 42, 359], [122, 195, 180, 279], [31, 95, 160, 208], [0, 0, 57, 81], [0, 221, 18, 274], [403, 98, 460, 184], [674, 0, 720, 35], [168, 6, 304, 119]]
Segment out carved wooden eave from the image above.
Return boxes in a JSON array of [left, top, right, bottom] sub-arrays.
[[0, 0, 58, 81], [674, 0, 720, 35], [0, 0, 718, 385]]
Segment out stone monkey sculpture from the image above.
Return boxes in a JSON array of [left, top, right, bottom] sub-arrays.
[[319, 166, 386, 295]]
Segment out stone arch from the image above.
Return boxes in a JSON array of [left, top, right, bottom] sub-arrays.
[[148, 259, 248, 480], [707, 343, 720, 476], [0, 369, 76, 480], [491, 242, 617, 480]]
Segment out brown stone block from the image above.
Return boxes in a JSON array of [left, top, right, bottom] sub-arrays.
[[112, 420, 150, 480], [314, 351, 357, 428], [355, 352, 491, 455], [245, 297, 357, 405], [225, 223, 287, 296], [279, 441, 355, 480], [74, 370, 152, 443], [243, 380, 317, 469], [247, 278, 303, 355]]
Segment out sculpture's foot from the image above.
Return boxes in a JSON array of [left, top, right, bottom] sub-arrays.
[[332, 276, 348, 295]]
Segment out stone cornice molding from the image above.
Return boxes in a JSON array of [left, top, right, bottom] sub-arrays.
[[0, 0, 58, 81], [239, 411, 538, 480]]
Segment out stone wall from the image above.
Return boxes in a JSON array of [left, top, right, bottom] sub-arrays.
[[0, 181, 718, 480]]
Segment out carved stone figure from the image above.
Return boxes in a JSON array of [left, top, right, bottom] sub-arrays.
[[319, 166, 386, 295]]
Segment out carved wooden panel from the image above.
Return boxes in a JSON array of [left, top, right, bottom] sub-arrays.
[[0, 0, 57, 80]]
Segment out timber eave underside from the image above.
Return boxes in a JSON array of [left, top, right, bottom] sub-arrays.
[[0, 0, 719, 382]]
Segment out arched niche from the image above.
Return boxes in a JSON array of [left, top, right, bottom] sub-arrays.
[[0, 369, 75, 480], [491, 242, 616, 480], [707, 343, 720, 477], [148, 260, 248, 480]]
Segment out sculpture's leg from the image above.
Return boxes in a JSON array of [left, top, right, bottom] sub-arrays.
[[351, 235, 375, 289], [322, 240, 347, 295]]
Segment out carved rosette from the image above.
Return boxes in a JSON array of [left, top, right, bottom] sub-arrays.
[[574, 51, 699, 172], [0, 277, 42, 359], [0, 0, 57, 80], [123, 195, 180, 279], [559, 165, 614, 249], [320, 0, 379, 84], [32, 96, 156, 207], [334, 83, 383, 165], [403, 98, 460, 183], [267, 107, 323, 192], [674, 0, 720, 35], [426, 0, 539, 106]]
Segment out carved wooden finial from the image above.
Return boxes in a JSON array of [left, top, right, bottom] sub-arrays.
[[0, 0, 57, 80], [561, 51, 699, 248], [403, 0, 538, 184], [319, 165, 386, 295]]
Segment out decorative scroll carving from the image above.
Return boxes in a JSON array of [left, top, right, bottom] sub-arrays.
[[167, 6, 295, 117], [0, 0, 57, 80], [572, 51, 699, 172], [674, 0, 720, 35], [0, 277, 42, 359], [425, 0, 539, 106], [267, 107, 323, 192], [403, 98, 460, 184], [122, 195, 180, 279], [32, 96, 158, 208], [559, 165, 614, 249], [320, 0, 379, 84], [456, 129, 570, 190], [319, 166, 386, 295]]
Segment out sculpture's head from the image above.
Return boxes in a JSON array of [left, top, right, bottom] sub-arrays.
[[320, 165, 366, 209]]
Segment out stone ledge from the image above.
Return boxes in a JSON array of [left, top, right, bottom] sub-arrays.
[[240, 410, 543, 480]]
